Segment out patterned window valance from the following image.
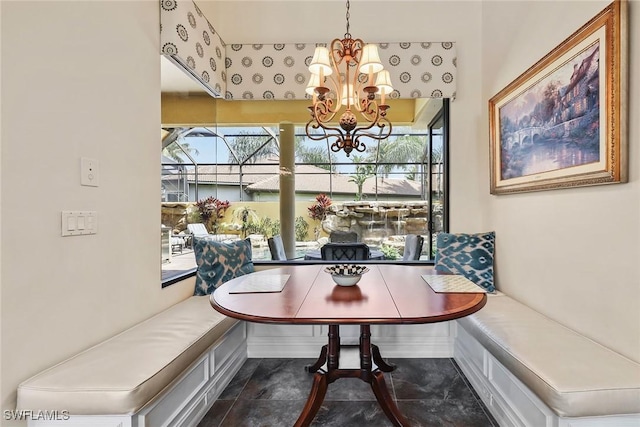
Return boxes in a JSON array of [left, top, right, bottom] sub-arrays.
[[160, 0, 226, 97], [160, 1, 456, 100]]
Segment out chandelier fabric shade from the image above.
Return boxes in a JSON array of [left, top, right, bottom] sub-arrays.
[[309, 47, 333, 76], [305, 74, 322, 96], [359, 44, 384, 74], [305, 0, 394, 156], [375, 70, 393, 104]]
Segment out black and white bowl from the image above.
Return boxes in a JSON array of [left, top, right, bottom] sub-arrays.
[[324, 265, 370, 286]]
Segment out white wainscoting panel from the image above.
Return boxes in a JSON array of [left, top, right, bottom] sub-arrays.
[[248, 321, 456, 358]]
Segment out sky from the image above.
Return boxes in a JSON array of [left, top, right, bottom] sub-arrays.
[[170, 125, 440, 174]]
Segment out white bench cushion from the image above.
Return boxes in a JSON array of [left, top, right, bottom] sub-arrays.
[[458, 294, 640, 417], [17, 296, 237, 415]]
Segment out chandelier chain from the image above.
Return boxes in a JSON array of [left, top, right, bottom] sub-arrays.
[[344, 0, 351, 39]]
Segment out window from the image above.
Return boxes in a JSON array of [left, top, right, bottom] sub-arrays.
[[161, 99, 449, 284]]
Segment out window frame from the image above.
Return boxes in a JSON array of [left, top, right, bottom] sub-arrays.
[[161, 99, 450, 286]]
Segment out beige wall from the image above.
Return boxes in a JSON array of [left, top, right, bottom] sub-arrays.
[[2, 0, 637, 423], [0, 1, 194, 418], [0, 2, 4, 420], [481, 0, 640, 362]]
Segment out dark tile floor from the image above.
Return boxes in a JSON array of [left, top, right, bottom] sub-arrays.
[[198, 358, 498, 427]]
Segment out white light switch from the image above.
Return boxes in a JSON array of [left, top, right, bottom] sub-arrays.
[[81, 157, 99, 187], [62, 211, 98, 236]]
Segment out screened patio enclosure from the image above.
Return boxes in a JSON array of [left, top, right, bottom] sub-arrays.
[[160, 100, 449, 280]]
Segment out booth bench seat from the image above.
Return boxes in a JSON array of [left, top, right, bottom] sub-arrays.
[[17, 296, 247, 427], [455, 293, 640, 427]]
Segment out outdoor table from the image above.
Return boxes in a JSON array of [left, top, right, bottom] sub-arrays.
[[303, 248, 385, 260]]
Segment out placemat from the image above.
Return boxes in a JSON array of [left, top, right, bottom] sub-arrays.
[[228, 274, 290, 294], [421, 274, 488, 293]]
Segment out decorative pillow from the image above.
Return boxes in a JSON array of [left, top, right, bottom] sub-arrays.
[[434, 231, 496, 293], [193, 237, 254, 296]]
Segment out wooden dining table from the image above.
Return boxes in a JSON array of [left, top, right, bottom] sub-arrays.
[[210, 264, 487, 427]]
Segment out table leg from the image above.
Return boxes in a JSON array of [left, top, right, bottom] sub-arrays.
[[299, 324, 411, 427], [372, 344, 396, 372], [327, 324, 340, 371], [360, 325, 373, 381], [305, 344, 328, 373], [294, 372, 328, 427], [371, 370, 411, 427]]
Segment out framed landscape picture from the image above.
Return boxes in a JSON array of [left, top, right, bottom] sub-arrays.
[[489, 0, 627, 195]]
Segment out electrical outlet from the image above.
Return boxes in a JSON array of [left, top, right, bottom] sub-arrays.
[[81, 157, 99, 187]]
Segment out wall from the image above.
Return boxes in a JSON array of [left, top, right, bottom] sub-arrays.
[[481, 0, 640, 362], [0, 1, 194, 418], [0, 2, 4, 419], [8, 0, 632, 422], [187, 183, 243, 202]]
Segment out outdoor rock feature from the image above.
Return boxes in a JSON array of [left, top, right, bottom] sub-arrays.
[[161, 203, 189, 234], [323, 201, 430, 244]]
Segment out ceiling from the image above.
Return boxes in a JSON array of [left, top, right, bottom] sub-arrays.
[[161, 56, 208, 94]]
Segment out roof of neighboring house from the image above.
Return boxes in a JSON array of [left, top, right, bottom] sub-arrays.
[[184, 163, 278, 185], [170, 157, 422, 196], [245, 167, 422, 196]]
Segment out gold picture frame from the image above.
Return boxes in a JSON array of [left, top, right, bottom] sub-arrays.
[[489, 0, 627, 195]]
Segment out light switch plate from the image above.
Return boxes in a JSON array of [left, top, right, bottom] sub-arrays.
[[62, 211, 98, 236]]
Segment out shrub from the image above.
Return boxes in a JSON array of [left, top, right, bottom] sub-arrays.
[[295, 216, 309, 241], [246, 217, 280, 239], [380, 244, 400, 261], [194, 197, 230, 233], [308, 193, 332, 221]]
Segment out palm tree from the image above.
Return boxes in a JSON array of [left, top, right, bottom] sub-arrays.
[[295, 143, 337, 172], [227, 131, 278, 164], [163, 140, 200, 162], [376, 135, 426, 177], [232, 206, 259, 238], [348, 155, 375, 201]]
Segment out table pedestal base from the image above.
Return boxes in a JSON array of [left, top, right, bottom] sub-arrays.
[[295, 324, 410, 427]]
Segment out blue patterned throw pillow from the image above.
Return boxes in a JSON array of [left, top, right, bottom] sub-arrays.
[[435, 232, 496, 293], [193, 237, 254, 296]]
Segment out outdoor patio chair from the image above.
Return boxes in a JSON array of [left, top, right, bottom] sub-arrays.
[[329, 230, 359, 243], [268, 235, 287, 261], [187, 223, 209, 237], [402, 234, 424, 261], [321, 243, 370, 261], [170, 236, 185, 254]]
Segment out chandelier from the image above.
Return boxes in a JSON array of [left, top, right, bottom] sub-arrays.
[[305, 0, 393, 156]]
